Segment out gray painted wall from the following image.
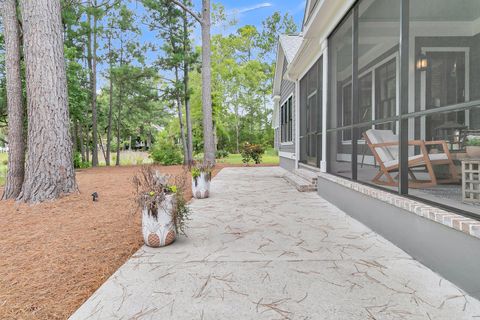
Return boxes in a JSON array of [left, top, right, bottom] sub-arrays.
[[274, 127, 280, 150], [317, 176, 480, 300], [280, 157, 296, 171]]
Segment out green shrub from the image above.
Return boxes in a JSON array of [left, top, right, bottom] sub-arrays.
[[193, 153, 204, 161], [216, 149, 229, 159], [73, 152, 91, 169], [150, 132, 183, 165], [73, 151, 81, 169], [241, 142, 265, 164], [80, 161, 91, 169], [2, 159, 7, 166], [466, 138, 480, 147]]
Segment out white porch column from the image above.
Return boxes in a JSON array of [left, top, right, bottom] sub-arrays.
[[321, 40, 328, 173], [295, 81, 300, 169]]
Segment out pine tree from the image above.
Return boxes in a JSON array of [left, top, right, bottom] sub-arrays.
[[18, 0, 77, 202], [1, 0, 25, 200]]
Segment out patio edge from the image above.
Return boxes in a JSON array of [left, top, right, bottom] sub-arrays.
[[317, 173, 480, 300]]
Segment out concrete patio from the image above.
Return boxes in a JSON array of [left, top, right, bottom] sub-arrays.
[[70, 167, 480, 320]]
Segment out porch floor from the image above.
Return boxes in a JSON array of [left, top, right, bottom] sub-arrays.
[[70, 167, 480, 319], [334, 161, 480, 215]]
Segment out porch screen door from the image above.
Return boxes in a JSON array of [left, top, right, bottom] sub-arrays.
[[300, 57, 323, 167]]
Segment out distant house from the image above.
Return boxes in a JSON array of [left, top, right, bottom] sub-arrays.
[[273, 0, 480, 300]]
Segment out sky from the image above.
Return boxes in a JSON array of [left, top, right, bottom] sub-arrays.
[[208, 0, 306, 33], [134, 0, 306, 58]]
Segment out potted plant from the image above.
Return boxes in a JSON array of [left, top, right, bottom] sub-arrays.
[[191, 162, 213, 199], [133, 166, 190, 248], [466, 138, 480, 158]]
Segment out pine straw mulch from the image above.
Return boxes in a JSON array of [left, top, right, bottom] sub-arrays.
[[0, 163, 275, 319]]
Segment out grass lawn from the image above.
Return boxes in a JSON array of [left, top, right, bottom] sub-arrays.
[[0, 153, 7, 186], [217, 148, 279, 165]]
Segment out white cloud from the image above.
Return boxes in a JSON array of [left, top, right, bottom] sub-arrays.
[[232, 2, 273, 15]]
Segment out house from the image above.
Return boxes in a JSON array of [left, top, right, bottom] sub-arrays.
[[274, 0, 480, 300], [273, 34, 302, 171]]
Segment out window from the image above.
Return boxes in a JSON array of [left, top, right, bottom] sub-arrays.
[[341, 57, 396, 139], [342, 83, 352, 141], [281, 96, 293, 143], [359, 73, 372, 124], [375, 58, 397, 130]]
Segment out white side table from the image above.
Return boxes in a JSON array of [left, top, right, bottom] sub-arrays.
[[462, 159, 480, 203]]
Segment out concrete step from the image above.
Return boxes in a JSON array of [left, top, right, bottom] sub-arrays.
[[293, 168, 318, 185], [283, 171, 317, 192]]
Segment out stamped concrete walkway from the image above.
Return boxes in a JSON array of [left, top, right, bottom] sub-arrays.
[[70, 167, 480, 320]]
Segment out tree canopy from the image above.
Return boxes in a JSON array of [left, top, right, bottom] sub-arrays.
[[0, 0, 298, 170]]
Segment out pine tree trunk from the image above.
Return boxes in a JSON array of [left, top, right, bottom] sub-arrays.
[[97, 128, 106, 161], [87, 6, 99, 167], [72, 120, 78, 153], [106, 37, 113, 166], [1, 0, 25, 200], [116, 98, 122, 166], [183, 10, 193, 165], [79, 120, 85, 161], [201, 0, 215, 166], [85, 122, 90, 163], [174, 66, 188, 164], [18, 0, 77, 202], [235, 104, 240, 153]]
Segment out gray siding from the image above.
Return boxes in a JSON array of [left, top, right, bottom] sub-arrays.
[[279, 56, 296, 155]]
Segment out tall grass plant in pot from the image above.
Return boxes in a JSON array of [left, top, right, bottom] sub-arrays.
[[191, 163, 213, 199], [133, 166, 191, 247]]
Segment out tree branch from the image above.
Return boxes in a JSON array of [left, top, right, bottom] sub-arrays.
[[170, 0, 203, 25]]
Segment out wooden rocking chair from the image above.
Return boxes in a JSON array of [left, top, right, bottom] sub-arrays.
[[363, 129, 459, 188]]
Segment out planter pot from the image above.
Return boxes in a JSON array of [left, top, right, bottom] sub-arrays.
[[192, 172, 210, 199], [142, 194, 176, 247], [467, 146, 480, 158]]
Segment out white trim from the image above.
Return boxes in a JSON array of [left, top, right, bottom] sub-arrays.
[[273, 44, 285, 97], [272, 95, 281, 129], [321, 46, 328, 172], [280, 92, 294, 108], [281, 142, 294, 146], [295, 79, 300, 169], [342, 140, 366, 145], [279, 151, 296, 160], [298, 50, 324, 81]]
